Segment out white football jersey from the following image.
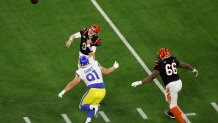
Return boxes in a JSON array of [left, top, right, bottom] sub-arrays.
[[76, 61, 103, 86]]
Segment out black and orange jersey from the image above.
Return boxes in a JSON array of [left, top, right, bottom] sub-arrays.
[[153, 56, 180, 86], [79, 28, 101, 55]]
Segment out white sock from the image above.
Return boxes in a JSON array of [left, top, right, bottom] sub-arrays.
[[86, 117, 91, 123]]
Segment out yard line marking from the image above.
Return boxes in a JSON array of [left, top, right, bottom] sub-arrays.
[[99, 111, 111, 122], [211, 102, 218, 112], [61, 114, 72, 123], [136, 108, 148, 119], [185, 113, 196, 116], [23, 117, 31, 123], [91, 0, 165, 94], [91, 0, 191, 122]]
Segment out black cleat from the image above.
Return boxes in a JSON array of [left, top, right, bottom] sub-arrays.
[[165, 110, 175, 119]]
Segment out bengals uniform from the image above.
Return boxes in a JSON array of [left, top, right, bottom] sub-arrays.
[[131, 48, 198, 123], [66, 24, 101, 63], [153, 56, 183, 108], [79, 28, 101, 55], [153, 56, 180, 86]]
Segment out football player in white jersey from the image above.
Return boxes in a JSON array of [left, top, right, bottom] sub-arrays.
[[58, 56, 119, 123]]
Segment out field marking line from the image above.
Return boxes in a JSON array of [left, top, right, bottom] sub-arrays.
[[211, 102, 218, 112], [136, 108, 148, 119], [91, 0, 191, 122], [61, 114, 72, 123], [90, 0, 165, 94], [99, 111, 111, 122], [23, 117, 31, 123], [185, 113, 196, 116]]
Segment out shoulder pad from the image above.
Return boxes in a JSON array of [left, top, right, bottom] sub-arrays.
[[93, 38, 101, 46], [80, 28, 88, 36], [153, 61, 159, 67]]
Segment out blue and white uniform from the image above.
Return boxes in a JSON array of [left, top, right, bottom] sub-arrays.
[[77, 61, 106, 118]]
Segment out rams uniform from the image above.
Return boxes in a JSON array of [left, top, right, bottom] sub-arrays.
[[76, 61, 106, 109]]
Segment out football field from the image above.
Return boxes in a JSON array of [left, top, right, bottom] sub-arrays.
[[0, 0, 218, 123]]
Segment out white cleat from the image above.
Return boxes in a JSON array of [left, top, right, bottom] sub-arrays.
[[93, 104, 100, 117]]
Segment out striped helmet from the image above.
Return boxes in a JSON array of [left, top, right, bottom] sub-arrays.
[[90, 24, 100, 34], [157, 48, 171, 60]]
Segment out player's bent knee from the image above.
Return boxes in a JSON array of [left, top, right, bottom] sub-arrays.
[[79, 104, 90, 111]]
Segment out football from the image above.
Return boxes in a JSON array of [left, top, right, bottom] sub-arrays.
[[31, 0, 38, 4]]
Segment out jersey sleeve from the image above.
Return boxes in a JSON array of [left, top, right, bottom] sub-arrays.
[[73, 32, 81, 38], [76, 70, 82, 78], [91, 36, 101, 47], [93, 61, 101, 67], [153, 61, 159, 70], [174, 57, 180, 67]]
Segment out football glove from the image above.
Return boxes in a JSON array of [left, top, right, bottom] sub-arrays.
[[192, 68, 198, 77], [58, 90, 66, 98], [131, 81, 142, 87], [113, 61, 119, 69]]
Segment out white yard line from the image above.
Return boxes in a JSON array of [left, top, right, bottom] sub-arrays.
[[99, 111, 111, 122], [91, 0, 192, 122], [23, 117, 31, 123], [61, 114, 72, 123], [136, 108, 148, 119], [185, 113, 196, 116], [91, 0, 165, 94], [211, 102, 218, 112]]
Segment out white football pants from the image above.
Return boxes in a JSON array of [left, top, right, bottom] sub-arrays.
[[165, 80, 182, 109]]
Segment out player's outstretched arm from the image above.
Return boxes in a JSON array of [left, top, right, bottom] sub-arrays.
[[131, 70, 160, 87], [101, 61, 119, 75], [66, 34, 75, 48], [58, 75, 81, 98], [66, 32, 81, 48], [178, 61, 198, 77]]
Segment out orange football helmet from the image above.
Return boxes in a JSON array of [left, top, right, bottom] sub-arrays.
[[157, 48, 171, 60], [90, 24, 100, 34]]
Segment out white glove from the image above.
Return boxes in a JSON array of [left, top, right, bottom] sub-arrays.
[[192, 68, 198, 77], [58, 90, 66, 98], [113, 61, 119, 69], [131, 81, 142, 87]]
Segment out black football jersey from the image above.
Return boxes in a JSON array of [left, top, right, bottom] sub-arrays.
[[79, 28, 101, 55], [153, 56, 180, 86]]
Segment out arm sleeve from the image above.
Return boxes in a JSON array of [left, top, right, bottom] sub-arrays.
[[74, 32, 81, 38], [76, 70, 82, 78], [174, 57, 180, 67], [92, 36, 101, 47], [153, 61, 159, 70]]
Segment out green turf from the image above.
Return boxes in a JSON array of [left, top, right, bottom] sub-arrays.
[[0, 0, 218, 123]]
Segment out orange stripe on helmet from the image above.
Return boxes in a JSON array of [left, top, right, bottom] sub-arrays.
[[158, 48, 170, 60], [91, 24, 100, 34]]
